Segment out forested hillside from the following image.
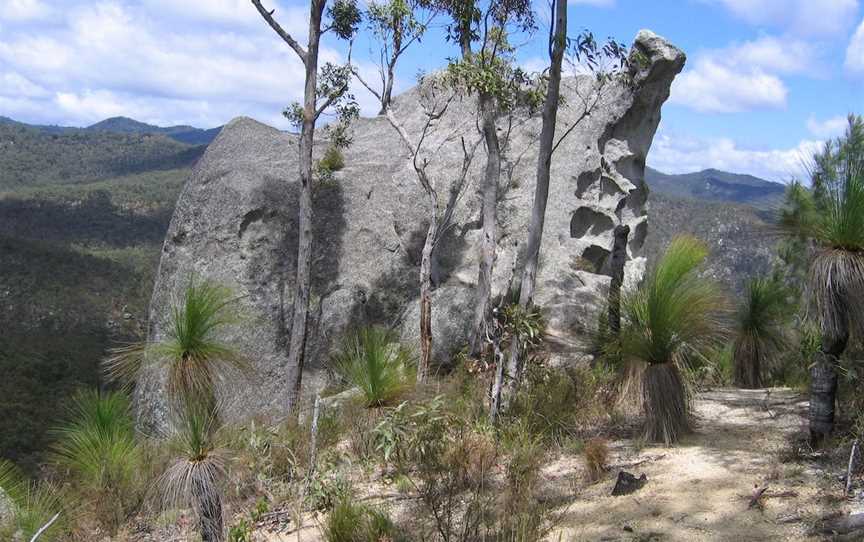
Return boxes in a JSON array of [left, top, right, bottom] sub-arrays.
[[0, 121, 203, 190]]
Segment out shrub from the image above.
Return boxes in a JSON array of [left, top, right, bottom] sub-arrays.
[[320, 146, 345, 173], [507, 364, 615, 447], [583, 438, 609, 483], [331, 327, 415, 407], [323, 495, 399, 542]]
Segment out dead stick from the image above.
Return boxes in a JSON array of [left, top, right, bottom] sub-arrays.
[[608, 454, 666, 470], [846, 439, 859, 497], [749, 485, 769, 509], [30, 512, 60, 542], [304, 393, 322, 495]]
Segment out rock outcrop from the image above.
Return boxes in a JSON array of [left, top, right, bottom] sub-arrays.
[[136, 30, 685, 427]]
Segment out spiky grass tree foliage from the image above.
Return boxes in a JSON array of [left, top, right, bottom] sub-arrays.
[[331, 327, 415, 407], [161, 410, 227, 542], [783, 115, 864, 443], [0, 461, 64, 541], [621, 236, 727, 445], [732, 278, 791, 389], [105, 276, 246, 420], [51, 390, 140, 532]]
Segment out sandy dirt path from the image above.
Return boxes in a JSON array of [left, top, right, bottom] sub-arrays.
[[552, 388, 838, 541]]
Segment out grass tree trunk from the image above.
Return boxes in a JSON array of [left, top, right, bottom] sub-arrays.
[[502, 0, 567, 400], [643, 362, 690, 445], [471, 93, 502, 356], [810, 332, 846, 445], [193, 476, 224, 542], [286, 0, 325, 413], [733, 337, 763, 389], [607, 224, 630, 335]]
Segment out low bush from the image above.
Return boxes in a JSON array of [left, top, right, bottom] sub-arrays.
[[507, 364, 616, 447], [582, 437, 609, 483], [323, 493, 400, 542]]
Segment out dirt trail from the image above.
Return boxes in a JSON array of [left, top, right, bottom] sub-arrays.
[[252, 388, 847, 542], [552, 388, 837, 541]]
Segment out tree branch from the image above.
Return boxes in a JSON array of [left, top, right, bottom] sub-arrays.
[[251, 0, 308, 64]]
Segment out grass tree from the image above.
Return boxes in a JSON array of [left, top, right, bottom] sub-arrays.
[[732, 277, 790, 389], [106, 277, 244, 542], [51, 390, 141, 533], [620, 236, 727, 444], [252, 0, 361, 413], [784, 114, 864, 444], [331, 327, 416, 406], [106, 277, 247, 421]]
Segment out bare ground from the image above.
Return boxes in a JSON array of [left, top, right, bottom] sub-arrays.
[[551, 388, 839, 541], [247, 388, 851, 542]]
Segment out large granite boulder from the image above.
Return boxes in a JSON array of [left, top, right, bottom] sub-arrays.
[[136, 30, 685, 427]]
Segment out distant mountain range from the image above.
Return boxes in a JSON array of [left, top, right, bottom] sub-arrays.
[[0, 115, 222, 146], [645, 167, 786, 209]]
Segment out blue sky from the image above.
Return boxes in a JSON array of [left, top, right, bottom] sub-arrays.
[[1, 0, 863, 181]]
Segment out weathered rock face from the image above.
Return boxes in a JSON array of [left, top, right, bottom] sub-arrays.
[[136, 30, 684, 427]]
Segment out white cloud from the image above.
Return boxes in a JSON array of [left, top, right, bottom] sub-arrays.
[[648, 130, 822, 182], [807, 115, 849, 138], [711, 0, 859, 37], [0, 0, 52, 21], [669, 36, 820, 113], [846, 18, 864, 74], [671, 59, 788, 113], [0, 0, 333, 128]]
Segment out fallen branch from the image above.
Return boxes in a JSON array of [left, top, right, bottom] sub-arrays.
[[30, 512, 60, 542], [846, 439, 859, 497], [607, 454, 666, 470]]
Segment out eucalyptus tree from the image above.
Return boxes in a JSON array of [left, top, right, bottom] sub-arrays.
[[502, 24, 631, 402], [435, 0, 537, 359], [384, 75, 482, 382], [251, 0, 361, 412], [351, 0, 436, 114], [784, 114, 864, 444]]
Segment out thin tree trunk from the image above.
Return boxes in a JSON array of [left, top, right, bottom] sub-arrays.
[[810, 331, 846, 445], [379, 59, 397, 115], [286, 0, 325, 413], [607, 224, 630, 335], [418, 224, 437, 383], [470, 92, 502, 356], [488, 334, 505, 425], [502, 0, 567, 401]]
